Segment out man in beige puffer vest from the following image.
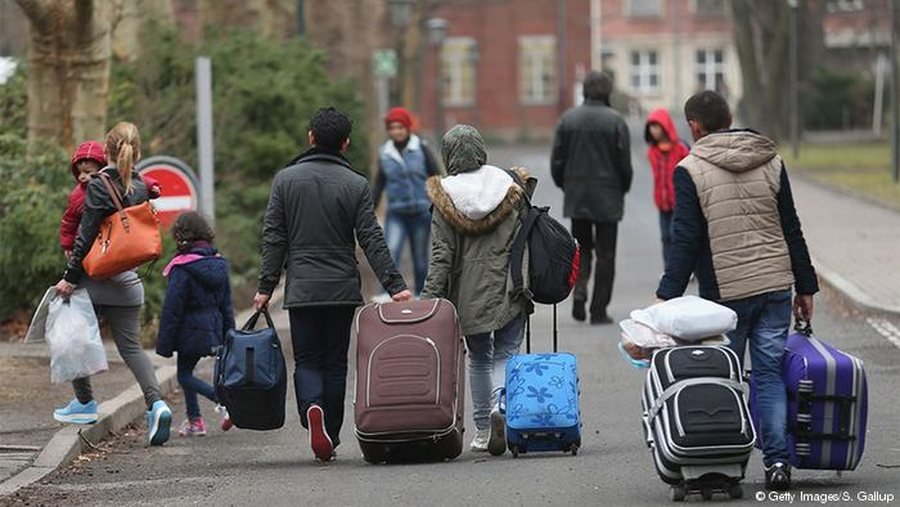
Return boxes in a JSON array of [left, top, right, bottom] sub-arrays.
[[656, 91, 819, 492]]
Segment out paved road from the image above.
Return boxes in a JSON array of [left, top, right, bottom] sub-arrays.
[[8, 144, 900, 506]]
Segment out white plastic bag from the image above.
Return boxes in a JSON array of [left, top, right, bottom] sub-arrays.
[[24, 287, 55, 344], [631, 295, 737, 341], [45, 289, 108, 384], [619, 319, 677, 363]]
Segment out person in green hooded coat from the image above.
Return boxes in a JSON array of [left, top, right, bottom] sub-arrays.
[[422, 124, 536, 456]]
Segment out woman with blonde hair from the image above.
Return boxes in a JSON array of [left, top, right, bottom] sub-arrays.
[[54, 122, 173, 446]]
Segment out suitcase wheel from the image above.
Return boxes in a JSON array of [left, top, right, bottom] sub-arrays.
[[701, 488, 713, 501], [728, 483, 743, 499], [568, 444, 579, 456], [510, 445, 520, 458], [671, 485, 686, 502]]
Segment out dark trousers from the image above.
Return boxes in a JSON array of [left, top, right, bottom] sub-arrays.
[[177, 354, 217, 419], [288, 306, 356, 447], [571, 220, 618, 318], [659, 211, 674, 266]]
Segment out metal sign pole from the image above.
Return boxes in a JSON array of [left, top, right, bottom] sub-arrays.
[[195, 56, 216, 223]]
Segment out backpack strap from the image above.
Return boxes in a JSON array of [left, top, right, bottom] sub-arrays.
[[510, 206, 542, 305]]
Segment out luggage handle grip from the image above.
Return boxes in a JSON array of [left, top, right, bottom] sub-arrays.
[[243, 308, 275, 331], [794, 318, 813, 336]]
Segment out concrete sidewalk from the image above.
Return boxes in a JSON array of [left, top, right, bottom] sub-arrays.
[[0, 292, 276, 498], [790, 174, 900, 315]]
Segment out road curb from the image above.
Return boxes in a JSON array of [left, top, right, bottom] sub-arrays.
[[0, 364, 178, 498], [812, 255, 900, 317], [0, 291, 279, 499]]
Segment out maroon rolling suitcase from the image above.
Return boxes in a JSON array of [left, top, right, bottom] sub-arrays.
[[354, 298, 465, 463]]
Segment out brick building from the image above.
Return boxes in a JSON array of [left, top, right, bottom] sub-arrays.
[[595, 0, 741, 116], [420, 0, 593, 140]]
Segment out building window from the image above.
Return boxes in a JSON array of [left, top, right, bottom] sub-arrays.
[[630, 50, 660, 94], [693, 0, 726, 16], [519, 35, 557, 105], [626, 0, 661, 17], [695, 48, 726, 94], [826, 0, 863, 12], [442, 37, 477, 107]]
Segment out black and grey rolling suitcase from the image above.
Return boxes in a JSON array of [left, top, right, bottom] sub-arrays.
[[642, 345, 755, 502]]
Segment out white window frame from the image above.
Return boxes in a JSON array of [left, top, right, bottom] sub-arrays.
[[519, 35, 557, 106], [695, 48, 726, 94], [691, 0, 727, 16], [626, 0, 662, 17], [442, 37, 477, 107], [630, 49, 660, 95]]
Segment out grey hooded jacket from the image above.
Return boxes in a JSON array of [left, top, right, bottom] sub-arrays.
[[421, 125, 535, 336]]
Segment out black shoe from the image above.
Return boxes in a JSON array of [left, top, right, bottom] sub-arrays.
[[590, 314, 613, 325], [572, 301, 586, 322], [764, 462, 791, 491]]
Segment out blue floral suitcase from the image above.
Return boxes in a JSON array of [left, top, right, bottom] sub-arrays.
[[503, 305, 581, 457]]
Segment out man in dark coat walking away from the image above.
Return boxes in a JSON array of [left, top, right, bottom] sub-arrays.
[[253, 107, 412, 462], [551, 71, 633, 324]]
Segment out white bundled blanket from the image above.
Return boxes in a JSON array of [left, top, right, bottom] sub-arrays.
[[630, 295, 737, 341]]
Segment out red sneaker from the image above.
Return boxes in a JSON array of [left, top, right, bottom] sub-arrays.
[[215, 405, 233, 432], [306, 404, 334, 462]]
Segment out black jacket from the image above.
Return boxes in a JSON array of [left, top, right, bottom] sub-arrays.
[[550, 99, 633, 223], [64, 167, 151, 285], [258, 148, 408, 307]]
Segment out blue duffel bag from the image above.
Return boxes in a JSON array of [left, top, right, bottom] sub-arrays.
[[214, 309, 287, 430]]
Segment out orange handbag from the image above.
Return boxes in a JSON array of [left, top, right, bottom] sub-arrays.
[[82, 173, 162, 279]]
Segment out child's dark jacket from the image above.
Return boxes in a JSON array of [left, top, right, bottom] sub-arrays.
[[157, 245, 235, 358]]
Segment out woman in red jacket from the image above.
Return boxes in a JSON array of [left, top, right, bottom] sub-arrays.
[[645, 108, 690, 265]]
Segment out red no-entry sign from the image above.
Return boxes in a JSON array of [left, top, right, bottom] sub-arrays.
[[137, 156, 200, 228]]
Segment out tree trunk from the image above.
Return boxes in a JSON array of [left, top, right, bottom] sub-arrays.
[[730, 0, 824, 141], [109, 0, 174, 62], [16, 0, 111, 152]]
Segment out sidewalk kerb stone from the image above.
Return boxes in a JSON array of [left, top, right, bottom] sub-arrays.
[[0, 296, 271, 499], [811, 255, 900, 316]]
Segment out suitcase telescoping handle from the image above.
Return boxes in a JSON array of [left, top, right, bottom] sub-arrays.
[[242, 308, 275, 331], [525, 303, 558, 354]]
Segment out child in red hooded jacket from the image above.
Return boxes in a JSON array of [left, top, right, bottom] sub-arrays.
[[60, 141, 161, 257], [645, 109, 690, 265]]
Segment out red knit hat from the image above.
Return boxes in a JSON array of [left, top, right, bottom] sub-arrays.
[[71, 141, 106, 177], [384, 107, 413, 130]]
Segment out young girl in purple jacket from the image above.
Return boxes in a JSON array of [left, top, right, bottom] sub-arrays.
[[157, 212, 235, 436]]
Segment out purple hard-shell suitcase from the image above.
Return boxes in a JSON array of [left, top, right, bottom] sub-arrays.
[[750, 323, 868, 471]]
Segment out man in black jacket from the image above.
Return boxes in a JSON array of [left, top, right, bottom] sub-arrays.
[[254, 107, 412, 462], [551, 71, 633, 324]]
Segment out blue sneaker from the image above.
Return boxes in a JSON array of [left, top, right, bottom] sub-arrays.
[[53, 399, 98, 424], [147, 400, 172, 446]]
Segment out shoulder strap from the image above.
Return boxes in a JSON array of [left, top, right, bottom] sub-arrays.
[[510, 206, 540, 301], [97, 172, 125, 212]]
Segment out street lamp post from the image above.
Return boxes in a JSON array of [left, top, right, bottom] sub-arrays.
[[891, 0, 900, 183], [788, 0, 800, 158], [427, 17, 448, 139], [388, 0, 414, 109]]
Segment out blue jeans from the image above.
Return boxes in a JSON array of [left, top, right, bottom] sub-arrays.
[[385, 209, 431, 295], [465, 315, 526, 430], [722, 290, 792, 467], [289, 306, 356, 447], [177, 354, 218, 419], [659, 211, 673, 265]]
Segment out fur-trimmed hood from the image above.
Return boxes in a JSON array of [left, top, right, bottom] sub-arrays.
[[427, 165, 529, 235]]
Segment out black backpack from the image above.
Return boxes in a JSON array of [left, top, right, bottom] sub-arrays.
[[507, 172, 580, 307]]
